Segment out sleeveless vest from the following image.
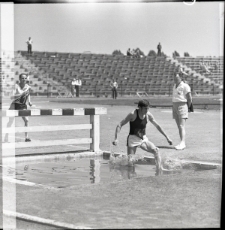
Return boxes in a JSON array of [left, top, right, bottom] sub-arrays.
[[129, 109, 147, 139]]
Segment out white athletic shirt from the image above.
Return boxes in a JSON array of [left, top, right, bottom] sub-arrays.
[[172, 81, 191, 103], [71, 80, 76, 86], [75, 79, 82, 86], [26, 39, 32, 45], [11, 83, 30, 104], [112, 82, 118, 88]]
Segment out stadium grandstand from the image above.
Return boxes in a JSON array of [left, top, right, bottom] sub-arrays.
[[1, 51, 223, 98]]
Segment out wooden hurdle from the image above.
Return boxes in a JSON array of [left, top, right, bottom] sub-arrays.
[[2, 107, 107, 153]]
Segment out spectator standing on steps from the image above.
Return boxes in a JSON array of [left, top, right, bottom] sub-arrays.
[[26, 37, 33, 55], [75, 77, 82, 97], [71, 78, 76, 97], [110, 79, 118, 99], [157, 43, 162, 56], [127, 48, 132, 57]]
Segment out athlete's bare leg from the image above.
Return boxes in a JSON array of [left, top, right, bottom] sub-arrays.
[[127, 146, 137, 155], [127, 146, 137, 166], [22, 116, 30, 140], [140, 141, 164, 172], [174, 116, 186, 147]]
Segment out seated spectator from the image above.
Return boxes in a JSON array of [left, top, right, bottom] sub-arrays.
[[127, 48, 132, 56], [215, 61, 219, 71], [201, 62, 211, 74], [135, 49, 140, 58], [131, 49, 136, 58], [206, 62, 213, 70], [175, 65, 189, 81], [199, 61, 203, 71]]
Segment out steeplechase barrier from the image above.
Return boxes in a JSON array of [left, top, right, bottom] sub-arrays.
[[2, 107, 107, 153]]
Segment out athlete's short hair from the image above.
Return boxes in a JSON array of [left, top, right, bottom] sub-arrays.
[[19, 73, 27, 79], [138, 99, 150, 108]]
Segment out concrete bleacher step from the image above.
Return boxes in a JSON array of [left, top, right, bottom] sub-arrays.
[[16, 51, 223, 96]]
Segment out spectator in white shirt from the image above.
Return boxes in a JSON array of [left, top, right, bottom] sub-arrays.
[[110, 79, 118, 99], [71, 78, 76, 97], [75, 78, 82, 97], [26, 37, 33, 55], [172, 71, 193, 150]]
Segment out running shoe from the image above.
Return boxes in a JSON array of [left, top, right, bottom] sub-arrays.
[[175, 143, 186, 150]]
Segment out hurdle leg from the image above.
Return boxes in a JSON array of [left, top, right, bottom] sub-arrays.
[[90, 115, 100, 152], [3, 117, 15, 143]]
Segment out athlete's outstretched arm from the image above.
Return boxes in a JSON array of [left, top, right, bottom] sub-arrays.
[[113, 113, 133, 146], [148, 114, 173, 145], [27, 94, 32, 106], [10, 85, 30, 100]]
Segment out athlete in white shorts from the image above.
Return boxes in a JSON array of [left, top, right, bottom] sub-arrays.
[[112, 99, 173, 173], [172, 70, 193, 150]]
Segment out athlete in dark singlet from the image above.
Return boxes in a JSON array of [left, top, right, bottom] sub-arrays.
[[129, 109, 147, 139], [113, 99, 173, 174], [5, 73, 33, 142]]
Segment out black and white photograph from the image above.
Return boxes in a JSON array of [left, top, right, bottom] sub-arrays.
[[0, 0, 223, 229]]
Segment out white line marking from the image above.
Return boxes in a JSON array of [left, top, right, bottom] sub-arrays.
[[67, 144, 89, 149], [3, 136, 91, 147], [32, 101, 50, 103], [2, 176, 57, 190], [3, 210, 91, 229], [160, 110, 203, 113]]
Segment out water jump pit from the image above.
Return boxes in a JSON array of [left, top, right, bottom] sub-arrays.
[[2, 152, 220, 189]]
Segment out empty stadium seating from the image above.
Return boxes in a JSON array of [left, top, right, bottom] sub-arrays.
[[176, 56, 223, 85], [1, 50, 223, 97]]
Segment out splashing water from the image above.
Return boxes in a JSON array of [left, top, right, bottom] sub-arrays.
[[163, 157, 183, 170], [108, 138, 147, 168], [109, 154, 133, 167], [109, 153, 147, 168]]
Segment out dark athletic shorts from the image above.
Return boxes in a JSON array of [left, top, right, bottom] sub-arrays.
[[9, 103, 27, 110]]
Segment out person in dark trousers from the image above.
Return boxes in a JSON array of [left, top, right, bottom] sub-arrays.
[[127, 48, 132, 56], [110, 79, 118, 99], [157, 43, 162, 56], [26, 37, 33, 55], [75, 78, 82, 97], [71, 78, 76, 97]]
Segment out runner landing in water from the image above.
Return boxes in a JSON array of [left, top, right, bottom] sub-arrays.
[[112, 99, 173, 174]]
